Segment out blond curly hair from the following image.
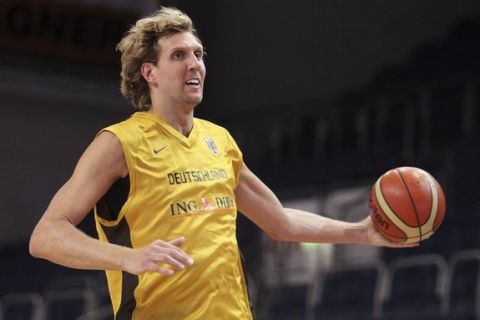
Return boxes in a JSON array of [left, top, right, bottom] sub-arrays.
[[116, 7, 201, 109]]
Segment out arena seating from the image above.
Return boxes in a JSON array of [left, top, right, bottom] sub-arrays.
[[380, 254, 448, 320], [254, 251, 479, 320], [309, 261, 386, 320], [445, 249, 480, 319], [0, 292, 45, 320]]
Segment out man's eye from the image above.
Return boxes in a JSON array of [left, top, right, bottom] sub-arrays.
[[173, 52, 184, 59]]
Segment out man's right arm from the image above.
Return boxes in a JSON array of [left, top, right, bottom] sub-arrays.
[[29, 131, 193, 276]]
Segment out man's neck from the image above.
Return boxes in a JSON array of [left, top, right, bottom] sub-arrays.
[[148, 104, 195, 137]]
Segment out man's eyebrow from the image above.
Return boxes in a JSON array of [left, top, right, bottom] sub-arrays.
[[169, 45, 204, 52]]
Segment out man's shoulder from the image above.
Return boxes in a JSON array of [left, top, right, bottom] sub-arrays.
[[194, 117, 228, 133], [105, 113, 146, 131], [99, 113, 147, 145]]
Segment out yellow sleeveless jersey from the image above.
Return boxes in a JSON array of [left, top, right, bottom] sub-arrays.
[[94, 112, 253, 320]]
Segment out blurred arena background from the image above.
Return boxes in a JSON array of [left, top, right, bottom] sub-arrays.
[[1, 0, 480, 319]]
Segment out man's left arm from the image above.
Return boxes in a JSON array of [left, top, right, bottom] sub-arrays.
[[234, 163, 416, 248]]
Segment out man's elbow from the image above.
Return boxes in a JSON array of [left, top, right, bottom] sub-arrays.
[[29, 227, 47, 258], [29, 233, 40, 258], [268, 230, 283, 242], [266, 224, 291, 242]]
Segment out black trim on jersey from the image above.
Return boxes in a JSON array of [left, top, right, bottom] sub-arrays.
[[96, 176, 130, 222], [239, 248, 256, 319], [102, 217, 138, 320]]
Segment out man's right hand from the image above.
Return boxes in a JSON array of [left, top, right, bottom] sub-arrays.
[[124, 237, 194, 276]]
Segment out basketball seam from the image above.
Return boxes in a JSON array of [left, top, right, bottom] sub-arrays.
[[421, 171, 439, 236], [396, 168, 424, 242], [374, 179, 407, 241]]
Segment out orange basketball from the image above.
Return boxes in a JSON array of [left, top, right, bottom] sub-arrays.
[[368, 167, 446, 244]]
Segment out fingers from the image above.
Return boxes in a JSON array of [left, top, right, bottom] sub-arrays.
[[137, 237, 194, 276], [146, 262, 176, 276], [387, 241, 420, 248], [169, 236, 186, 247], [151, 238, 194, 266], [149, 249, 189, 270]]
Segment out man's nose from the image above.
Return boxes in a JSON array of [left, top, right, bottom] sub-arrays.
[[188, 54, 201, 70]]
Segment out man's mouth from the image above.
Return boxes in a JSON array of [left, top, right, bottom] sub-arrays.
[[185, 79, 200, 86]]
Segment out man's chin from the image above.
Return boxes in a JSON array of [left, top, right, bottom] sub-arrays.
[[185, 95, 203, 108]]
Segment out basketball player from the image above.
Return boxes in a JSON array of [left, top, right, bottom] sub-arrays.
[[29, 7, 415, 319]]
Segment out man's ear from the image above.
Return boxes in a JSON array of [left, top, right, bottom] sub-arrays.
[[141, 62, 157, 84]]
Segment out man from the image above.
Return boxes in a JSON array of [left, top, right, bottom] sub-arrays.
[[29, 7, 414, 320]]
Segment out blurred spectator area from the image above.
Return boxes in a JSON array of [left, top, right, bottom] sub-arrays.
[[1, 2, 480, 320]]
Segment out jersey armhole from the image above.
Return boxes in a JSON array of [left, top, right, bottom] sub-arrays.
[[94, 127, 135, 223], [96, 176, 130, 222]]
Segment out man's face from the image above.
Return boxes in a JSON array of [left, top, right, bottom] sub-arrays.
[[152, 31, 206, 109]]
